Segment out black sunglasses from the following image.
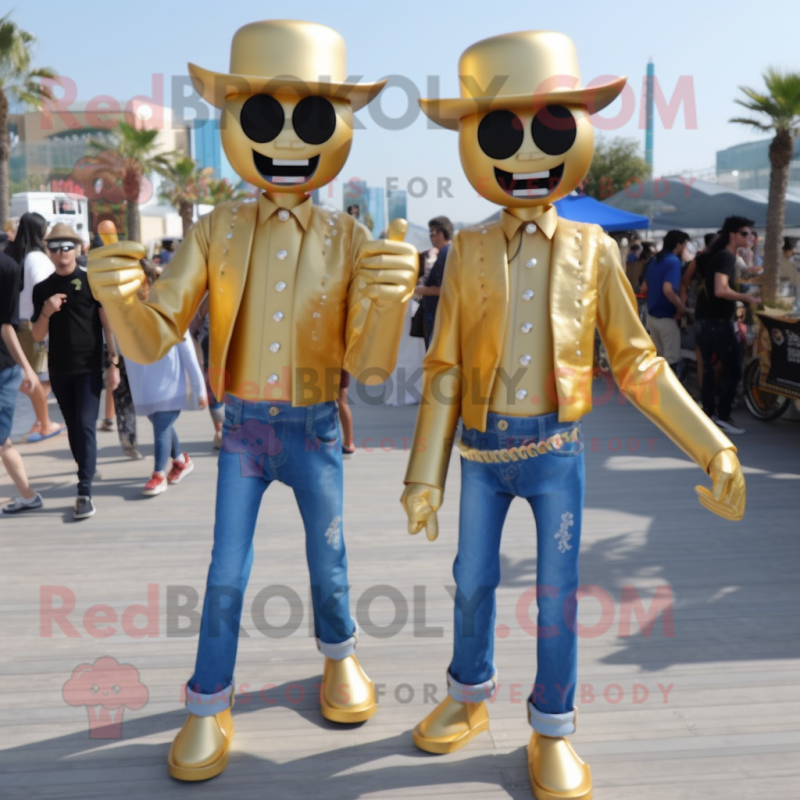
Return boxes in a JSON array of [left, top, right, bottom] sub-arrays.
[[47, 242, 77, 253]]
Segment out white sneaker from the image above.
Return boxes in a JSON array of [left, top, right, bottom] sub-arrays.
[[2, 493, 44, 515], [713, 416, 746, 436]]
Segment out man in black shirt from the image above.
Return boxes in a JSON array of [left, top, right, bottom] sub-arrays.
[[31, 224, 120, 520], [0, 250, 44, 514], [695, 216, 760, 435], [416, 216, 453, 349]]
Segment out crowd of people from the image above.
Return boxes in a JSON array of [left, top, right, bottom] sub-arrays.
[[0, 213, 218, 520], [630, 216, 798, 436], [2, 208, 798, 519]]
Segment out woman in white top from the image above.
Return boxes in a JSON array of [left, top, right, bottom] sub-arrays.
[[124, 263, 207, 496], [5, 213, 62, 441]]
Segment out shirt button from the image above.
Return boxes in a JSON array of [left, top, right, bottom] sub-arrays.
[[226, 233, 233, 239], [576, 350, 582, 356], [277, 209, 290, 222], [516, 389, 528, 400], [328, 219, 335, 227], [525, 223, 537, 235], [273, 311, 284, 322], [313, 311, 321, 319], [521, 322, 533, 333], [269, 342, 280, 353], [267, 374, 279, 385], [325, 238, 331, 247], [269, 406, 279, 417], [276, 249, 288, 260], [522, 289, 535, 301], [519, 354, 532, 366], [275, 281, 287, 292], [525, 258, 537, 268]]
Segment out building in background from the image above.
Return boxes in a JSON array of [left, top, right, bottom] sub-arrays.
[[387, 189, 407, 223], [342, 180, 386, 237], [717, 137, 800, 191], [644, 58, 654, 175], [365, 186, 385, 237], [343, 179, 368, 219], [192, 118, 221, 176]]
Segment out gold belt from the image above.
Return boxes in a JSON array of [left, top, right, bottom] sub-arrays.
[[458, 427, 581, 463]]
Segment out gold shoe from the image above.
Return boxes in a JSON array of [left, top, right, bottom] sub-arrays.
[[413, 696, 489, 754], [320, 655, 377, 723], [527, 732, 592, 800], [167, 708, 235, 782]]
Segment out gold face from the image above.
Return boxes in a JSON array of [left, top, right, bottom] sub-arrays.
[[458, 104, 594, 208], [220, 92, 353, 195]]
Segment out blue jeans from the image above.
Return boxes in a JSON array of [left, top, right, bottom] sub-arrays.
[[147, 409, 181, 473], [0, 365, 23, 444], [186, 396, 356, 716], [449, 411, 585, 738]]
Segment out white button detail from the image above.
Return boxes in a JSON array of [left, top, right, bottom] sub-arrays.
[[276, 249, 288, 260], [522, 289, 535, 301], [576, 350, 582, 356], [525, 258, 537, 268], [269, 342, 281, 353], [267, 374, 279, 384], [521, 322, 533, 334], [226, 233, 233, 239], [328, 219, 334, 226], [516, 389, 528, 400], [277, 209, 290, 222], [313, 311, 321, 319], [325, 238, 331, 247], [525, 223, 537, 234], [275, 281, 286, 292], [519, 354, 532, 366], [481, 228, 487, 235], [273, 311, 284, 322]]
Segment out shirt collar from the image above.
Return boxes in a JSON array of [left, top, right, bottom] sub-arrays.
[[501, 205, 558, 241], [257, 193, 313, 231]]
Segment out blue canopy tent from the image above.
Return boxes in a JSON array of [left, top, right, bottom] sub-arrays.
[[554, 193, 649, 231]]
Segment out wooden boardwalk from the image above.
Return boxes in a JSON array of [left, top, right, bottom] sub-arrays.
[[1, 385, 799, 799]]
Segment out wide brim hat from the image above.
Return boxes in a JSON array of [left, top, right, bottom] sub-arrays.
[[45, 223, 83, 244], [420, 30, 627, 131], [189, 20, 386, 112]]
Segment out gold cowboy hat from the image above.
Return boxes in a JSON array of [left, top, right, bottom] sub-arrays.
[[189, 20, 386, 112], [420, 30, 627, 130]]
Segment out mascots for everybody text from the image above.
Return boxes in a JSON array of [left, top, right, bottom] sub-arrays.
[[401, 31, 745, 800], [89, 21, 416, 781]]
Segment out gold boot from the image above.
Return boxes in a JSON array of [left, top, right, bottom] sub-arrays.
[[527, 732, 592, 800], [413, 696, 489, 754], [320, 655, 377, 723], [167, 707, 235, 782]]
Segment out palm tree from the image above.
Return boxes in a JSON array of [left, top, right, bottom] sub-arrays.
[[160, 156, 250, 235], [86, 121, 172, 242], [732, 69, 800, 304], [0, 14, 56, 227]]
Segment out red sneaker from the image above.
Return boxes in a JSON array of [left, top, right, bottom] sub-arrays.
[[167, 454, 194, 485], [143, 472, 167, 496]]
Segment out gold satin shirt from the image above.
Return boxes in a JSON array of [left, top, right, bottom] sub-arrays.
[[405, 210, 734, 490], [490, 206, 557, 415], [89, 195, 410, 405]]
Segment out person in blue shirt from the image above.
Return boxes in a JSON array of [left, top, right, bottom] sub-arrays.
[[643, 230, 690, 372]]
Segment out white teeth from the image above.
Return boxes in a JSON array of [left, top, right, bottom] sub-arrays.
[[270, 176, 306, 184], [512, 187, 549, 197], [272, 159, 309, 166], [513, 170, 550, 181]]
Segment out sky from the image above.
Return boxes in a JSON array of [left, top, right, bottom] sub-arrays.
[[15, 0, 797, 226]]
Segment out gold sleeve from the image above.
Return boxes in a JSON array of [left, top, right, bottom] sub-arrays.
[[343, 223, 411, 384], [98, 217, 210, 365], [596, 233, 734, 472], [404, 238, 463, 490]]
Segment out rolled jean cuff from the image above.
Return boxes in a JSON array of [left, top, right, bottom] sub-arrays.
[[317, 623, 358, 660], [447, 670, 497, 703], [185, 682, 234, 717], [528, 700, 575, 737]]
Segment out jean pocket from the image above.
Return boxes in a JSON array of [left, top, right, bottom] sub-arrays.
[[546, 428, 584, 458], [313, 409, 340, 445]]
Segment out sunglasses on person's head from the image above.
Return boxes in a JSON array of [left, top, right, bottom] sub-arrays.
[[47, 242, 76, 253]]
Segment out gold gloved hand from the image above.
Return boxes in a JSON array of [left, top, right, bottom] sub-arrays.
[[355, 219, 417, 307], [695, 448, 746, 521], [401, 483, 443, 541], [87, 242, 148, 303]]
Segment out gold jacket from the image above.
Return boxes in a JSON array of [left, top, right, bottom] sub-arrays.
[[405, 216, 734, 489], [92, 201, 407, 404]]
